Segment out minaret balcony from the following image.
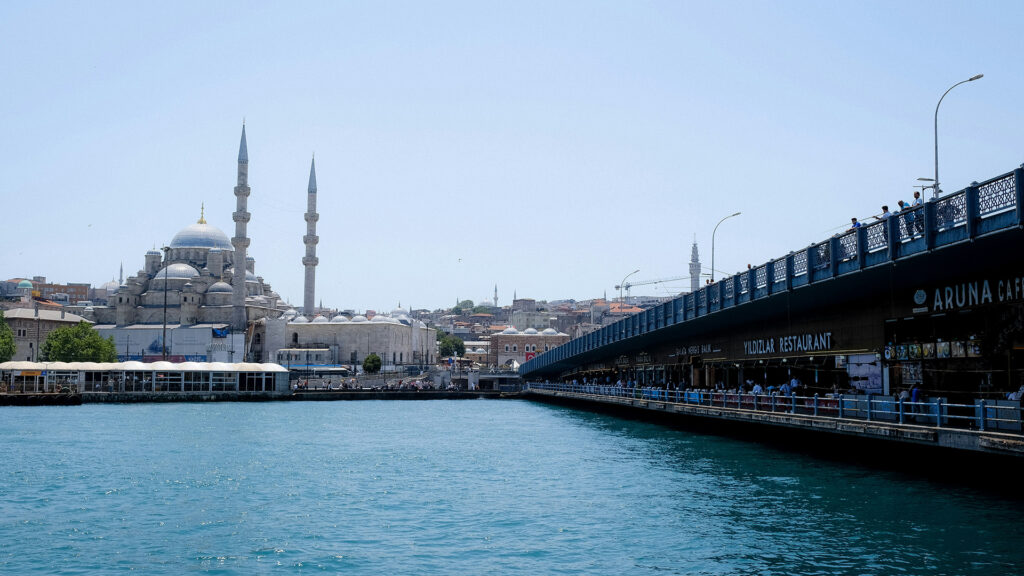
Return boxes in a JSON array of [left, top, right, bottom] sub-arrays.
[[303, 235, 319, 245], [304, 213, 320, 223], [233, 211, 251, 223], [302, 256, 320, 266]]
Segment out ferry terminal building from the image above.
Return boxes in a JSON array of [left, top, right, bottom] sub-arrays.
[[522, 167, 1024, 401]]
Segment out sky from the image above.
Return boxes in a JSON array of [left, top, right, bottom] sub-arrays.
[[2, 1, 1022, 312]]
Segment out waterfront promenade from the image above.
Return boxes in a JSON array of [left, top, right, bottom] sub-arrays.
[[523, 382, 1024, 458]]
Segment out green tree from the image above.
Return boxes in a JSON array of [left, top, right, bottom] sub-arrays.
[[472, 305, 491, 314], [0, 311, 14, 362], [438, 334, 465, 358], [40, 321, 117, 362], [362, 353, 382, 374]]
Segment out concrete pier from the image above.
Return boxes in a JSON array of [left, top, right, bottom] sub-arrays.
[[524, 388, 1024, 458]]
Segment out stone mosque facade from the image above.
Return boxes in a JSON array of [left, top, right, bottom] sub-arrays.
[[74, 125, 436, 368]]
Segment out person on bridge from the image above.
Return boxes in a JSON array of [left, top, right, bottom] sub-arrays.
[[752, 382, 764, 395]]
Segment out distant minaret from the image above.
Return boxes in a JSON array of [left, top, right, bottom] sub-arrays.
[[493, 284, 498, 307], [689, 236, 701, 294], [118, 262, 123, 285], [231, 123, 251, 332], [303, 155, 319, 316]]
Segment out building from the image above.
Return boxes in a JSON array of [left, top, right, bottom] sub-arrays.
[[68, 126, 286, 361], [490, 326, 570, 368], [275, 307, 436, 371], [4, 307, 89, 361]]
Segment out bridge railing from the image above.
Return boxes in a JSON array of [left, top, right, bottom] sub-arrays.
[[522, 167, 1024, 376], [523, 382, 1022, 433]]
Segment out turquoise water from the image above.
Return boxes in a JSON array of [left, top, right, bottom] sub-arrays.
[[0, 399, 1021, 575]]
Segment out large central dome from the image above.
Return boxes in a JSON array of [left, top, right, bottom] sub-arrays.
[[169, 222, 233, 250]]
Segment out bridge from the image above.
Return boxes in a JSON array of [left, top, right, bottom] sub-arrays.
[[521, 167, 1024, 402]]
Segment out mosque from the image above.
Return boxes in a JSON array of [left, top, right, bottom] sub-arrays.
[[74, 125, 436, 368]]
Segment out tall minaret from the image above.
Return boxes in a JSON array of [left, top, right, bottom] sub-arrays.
[[303, 155, 320, 316], [493, 284, 498, 307], [118, 262, 123, 285], [231, 124, 251, 332], [689, 236, 701, 294]]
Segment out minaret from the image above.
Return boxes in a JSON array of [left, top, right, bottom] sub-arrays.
[[118, 262, 123, 285], [303, 155, 319, 316], [689, 236, 701, 294], [493, 284, 498, 307], [231, 124, 251, 332]]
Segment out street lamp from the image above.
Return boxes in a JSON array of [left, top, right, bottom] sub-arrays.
[[618, 269, 640, 306], [933, 74, 983, 199], [711, 212, 741, 282], [161, 245, 171, 361]]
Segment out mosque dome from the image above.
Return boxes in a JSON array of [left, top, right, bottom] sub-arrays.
[[169, 222, 233, 250], [291, 315, 310, 324], [541, 328, 558, 335], [100, 280, 119, 292], [501, 326, 519, 334], [156, 263, 200, 280], [350, 315, 368, 323], [17, 280, 32, 289], [311, 315, 328, 323], [331, 315, 350, 323], [371, 315, 391, 323], [208, 282, 233, 294], [523, 328, 539, 335]]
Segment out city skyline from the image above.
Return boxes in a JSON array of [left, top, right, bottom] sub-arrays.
[[3, 1, 1023, 311]]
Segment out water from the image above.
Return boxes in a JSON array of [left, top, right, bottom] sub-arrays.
[[0, 400, 1021, 575]]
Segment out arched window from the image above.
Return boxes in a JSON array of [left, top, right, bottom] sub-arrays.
[[292, 333, 298, 344]]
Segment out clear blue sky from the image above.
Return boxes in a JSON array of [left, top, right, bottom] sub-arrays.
[[2, 1, 1022, 311]]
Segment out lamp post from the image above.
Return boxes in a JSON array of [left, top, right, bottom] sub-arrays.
[[161, 245, 170, 361], [619, 269, 640, 306], [711, 212, 741, 282], [933, 74, 983, 199]]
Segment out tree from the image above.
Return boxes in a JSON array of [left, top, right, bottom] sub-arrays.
[[362, 353, 382, 374], [40, 321, 117, 362], [472, 305, 491, 314], [0, 311, 14, 362], [438, 334, 465, 358]]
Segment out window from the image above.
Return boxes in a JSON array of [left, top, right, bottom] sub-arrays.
[[292, 333, 298, 344], [505, 345, 509, 352], [513, 345, 517, 352]]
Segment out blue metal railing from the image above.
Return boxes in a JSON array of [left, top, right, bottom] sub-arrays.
[[523, 382, 1023, 433], [522, 167, 1024, 376]]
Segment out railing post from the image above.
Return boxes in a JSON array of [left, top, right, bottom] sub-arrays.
[[753, 394, 758, 411], [1015, 168, 1024, 228], [899, 397, 905, 424], [805, 246, 815, 284], [784, 255, 793, 291], [966, 184, 980, 239], [886, 216, 899, 260], [813, 393, 819, 416], [856, 226, 867, 270], [770, 394, 776, 412], [924, 201, 937, 250], [791, 393, 797, 413], [829, 236, 840, 277], [838, 394, 844, 418], [935, 399, 942, 427], [979, 399, 987, 431], [866, 394, 872, 421], [737, 393, 741, 410]]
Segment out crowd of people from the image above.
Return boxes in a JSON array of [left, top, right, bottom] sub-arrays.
[[848, 190, 924, 236]]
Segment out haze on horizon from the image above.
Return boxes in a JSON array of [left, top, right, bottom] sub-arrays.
[[2, 1, 1022, 312]]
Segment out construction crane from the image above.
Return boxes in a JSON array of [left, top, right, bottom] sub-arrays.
[[614, 276, 690, 300]]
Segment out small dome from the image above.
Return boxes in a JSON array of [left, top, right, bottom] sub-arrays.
[[541, 328, 558, 335], [371, 315, 390, 323], [100, 280, 119, 292], [501, 326, 519, 334], [169, 222, 233, 250], [351, 315, 368, 323], [17, 279, 33, 289], [331, 315, 350, 323], [207, 282, 233, 293], [228, 268, 258, 282], [157, 263, 200, 280], [523, 328, 539, 335], [291, 315, 310, 324], [284, 308, 298, 316], [311, 315, 328, 323]]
